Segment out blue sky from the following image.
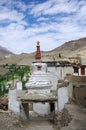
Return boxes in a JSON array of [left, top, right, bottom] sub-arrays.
[[0, 0, 86, 54]]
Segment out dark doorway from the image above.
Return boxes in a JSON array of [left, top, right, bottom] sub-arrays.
[[50, 103, 55, 112], [73, 67, 78, 73]]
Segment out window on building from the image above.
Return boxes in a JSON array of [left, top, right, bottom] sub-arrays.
[[73, 67, 78, 73], [81, 67, 85, 75], [50, 103, 55, 112]]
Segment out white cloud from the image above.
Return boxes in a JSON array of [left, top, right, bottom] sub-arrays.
[[30, 0, 52, 17], [0, 18, 86, 54], [13, 0, 27, 11], [30, 0, 79, 16], [37, 17, 49, 22], [0, 0, 86, 54], [0, 7, 25, 22]]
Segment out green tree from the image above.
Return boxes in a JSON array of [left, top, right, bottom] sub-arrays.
[[58, 53, 62, 58]]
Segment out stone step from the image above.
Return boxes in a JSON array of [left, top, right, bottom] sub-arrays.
[[61, 126, 76, 130]]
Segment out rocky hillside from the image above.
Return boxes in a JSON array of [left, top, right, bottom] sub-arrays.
[[0, 53, 35, 65], [0, 37, 86, 65], [52, 37, 86, 52], [49, 37, 86, 57], [0, 46, 13, 60]]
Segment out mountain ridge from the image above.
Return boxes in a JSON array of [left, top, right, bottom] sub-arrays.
[[51, 37, 86, 52], [0, 46, 14, 60], [0, 37, 86, 65]]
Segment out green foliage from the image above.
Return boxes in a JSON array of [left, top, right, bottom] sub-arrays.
[[0, 64, 30, 96], [0, 83, 8, 97], [58, 53, 62, 58], [22, 80, 28, 90]]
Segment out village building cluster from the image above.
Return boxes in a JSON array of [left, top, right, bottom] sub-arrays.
[[8, 42, 86, 120]]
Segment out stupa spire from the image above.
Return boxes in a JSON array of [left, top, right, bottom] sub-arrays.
[[35, 41, 41, 61]]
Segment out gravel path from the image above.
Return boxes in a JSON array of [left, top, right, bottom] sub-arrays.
[[0, 112, 56, 130]]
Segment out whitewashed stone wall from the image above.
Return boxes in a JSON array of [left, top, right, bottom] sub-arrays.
[[16, 81, 22, 90], [47, 66, 73, 112], [58, 87, 68, 111], [57, 66, 73, 80], [28, 89, 50, 94], [33, 103, 50, 115], [8, 89, 20, 114], [47, 67, 57, 90], [48, 66, 73, 80], [31, 63, 47, 72], [47, 66, 73, 91]]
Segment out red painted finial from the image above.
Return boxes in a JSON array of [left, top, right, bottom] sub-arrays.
[[36, 41, 41, 61]]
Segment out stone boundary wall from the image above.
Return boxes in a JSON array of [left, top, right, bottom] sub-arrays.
[[71, 76, 86, 84]]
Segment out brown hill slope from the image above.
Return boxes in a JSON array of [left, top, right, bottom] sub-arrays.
[[0, 37, 86, 65], [51, 37, 86, 52], [0, 53, 35, 65], [48, 37, 86, 62], [0, 46, 13, 60]]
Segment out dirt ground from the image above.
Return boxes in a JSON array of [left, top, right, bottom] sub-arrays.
[[0, 112, 56, 130], [60, 104, 86, 130], [1, 104, 86, 130]]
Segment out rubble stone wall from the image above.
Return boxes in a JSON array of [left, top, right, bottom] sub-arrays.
[[68, 76, 86, 107]]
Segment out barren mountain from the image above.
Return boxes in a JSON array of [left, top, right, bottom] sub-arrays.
[[0, 37, 86, 65], [49, 37, 86, 57], [0, 46, 13, 60], [0, 52, 35, 65], [41, 37, 86, 62], [52, 37, 86, 52]]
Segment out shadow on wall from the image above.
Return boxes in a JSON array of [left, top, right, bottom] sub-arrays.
[[72, 85, 86, 107]]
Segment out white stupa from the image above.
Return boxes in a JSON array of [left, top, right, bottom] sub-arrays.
[[25, 41, 57, 115]]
